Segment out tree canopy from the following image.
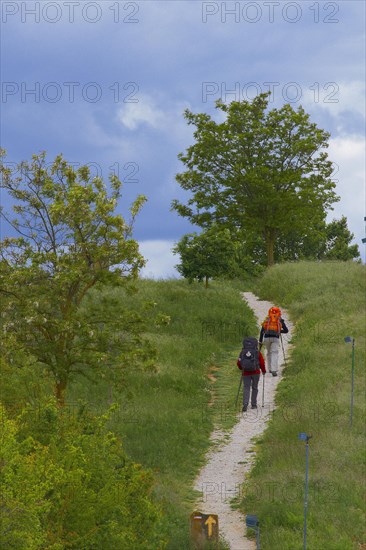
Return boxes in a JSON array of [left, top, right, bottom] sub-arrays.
[[172, 93, 340, 266], [324, 216, 360, 261], [173, 225, 236, 286], [239, 216, 360, 264], [0, 151, 153, 405]]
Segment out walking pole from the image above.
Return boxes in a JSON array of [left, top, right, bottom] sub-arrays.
[[280, 334, 287, 367], [304, 438, 309, 550], [344, 336, 355, 427], [235, 375, 243, 408], [262, 373, 265, 407]]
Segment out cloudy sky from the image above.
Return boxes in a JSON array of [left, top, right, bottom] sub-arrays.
[[1, 0, 365, 276]]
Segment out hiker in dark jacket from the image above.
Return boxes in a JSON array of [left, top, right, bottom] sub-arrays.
[[237, 339, 266, 412], [259, 306, 288, 377]]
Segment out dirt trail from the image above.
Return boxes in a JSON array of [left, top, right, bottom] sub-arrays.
[[193, 292, 293, 549]]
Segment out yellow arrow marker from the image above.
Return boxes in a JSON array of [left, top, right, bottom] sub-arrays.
[[205, 515, 217, 537]]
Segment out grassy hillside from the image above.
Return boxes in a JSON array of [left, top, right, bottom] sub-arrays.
[[3, 262, 364, 549], [70, 278, 258, 549], [240, 261, 365, 549]]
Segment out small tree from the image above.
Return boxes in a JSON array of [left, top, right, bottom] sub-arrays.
[[324, 216, 360, 260], [173, 225, 236, 287], [0, 152, 152, 405]]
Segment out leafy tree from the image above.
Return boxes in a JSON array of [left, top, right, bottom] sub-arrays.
[[172, 93, 339, 266], [0, 400, 167, 549], [272, 216, 359, 262], [0, 151, 152, 406], [274, 228, 326, 261], [173, 225, 236, 287], [229, 235, 267, 276], [324, 216, 360, 260]]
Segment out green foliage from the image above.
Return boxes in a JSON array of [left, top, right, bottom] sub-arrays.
[[172, 93, 339, 266], [0, 400, 167, 549], [173, 225, 237, 286], [324, 216, 360, 261], [243, 261, 366, 549], [271, 216, 360, 262], [69, 278, 258, 548], [0, 151, 150, 404]]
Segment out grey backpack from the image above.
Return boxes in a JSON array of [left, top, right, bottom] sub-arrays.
[[240, 337, 259, 372]]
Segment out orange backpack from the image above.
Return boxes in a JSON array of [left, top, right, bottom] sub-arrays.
[[262, 307, 282, 337]]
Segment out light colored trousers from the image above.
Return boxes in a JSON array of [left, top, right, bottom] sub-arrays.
[[263, 337, 280, 373]]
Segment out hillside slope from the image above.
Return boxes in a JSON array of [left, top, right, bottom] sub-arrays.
[[240, 261, 365, 549], [194, 292, 293, 550], [70, 278, 258, 549]]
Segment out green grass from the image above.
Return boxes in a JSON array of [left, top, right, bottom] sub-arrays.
[[7, 262, 363, 548], [240, 261, 366, 549], [69, 278, 257, 549]]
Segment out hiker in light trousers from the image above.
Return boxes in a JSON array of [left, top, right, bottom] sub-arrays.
[[259, 306, 289, 377]]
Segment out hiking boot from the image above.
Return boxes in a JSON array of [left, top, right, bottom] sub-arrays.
[[272, 371, 278, 377], [251, 404, 257, 409], [242, 405, 248, 412]]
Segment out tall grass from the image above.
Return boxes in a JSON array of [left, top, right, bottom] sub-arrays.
[[241, 261, 366, 549], [70, 278, 257, 549]]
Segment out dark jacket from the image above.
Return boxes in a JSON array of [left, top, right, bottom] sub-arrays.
[[237, 351, 266, 376], [259, 319, 288, 344]]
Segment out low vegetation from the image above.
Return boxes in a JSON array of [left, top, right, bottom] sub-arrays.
[[1, 273, 258, 548], [70, 278, 257, 548], [240, 261, 365, 549]]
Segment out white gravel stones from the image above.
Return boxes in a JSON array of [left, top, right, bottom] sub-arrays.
[[193, 292, 294, 550]]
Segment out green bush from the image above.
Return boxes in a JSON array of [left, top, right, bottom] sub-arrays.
[[0, 400, 167, 549]]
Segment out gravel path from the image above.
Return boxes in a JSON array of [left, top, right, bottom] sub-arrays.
[[193, 292, 294, 550]]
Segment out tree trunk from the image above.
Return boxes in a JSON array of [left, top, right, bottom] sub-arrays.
[[205, 275, 209, 288], [265, 232, 275, 266], [55, 380, 67, 407]]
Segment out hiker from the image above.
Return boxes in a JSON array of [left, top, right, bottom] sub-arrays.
[[259, 306, 289, 377], [237, 337, 266, 412]]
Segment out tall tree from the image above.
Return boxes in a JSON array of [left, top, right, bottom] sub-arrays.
[[0, 151, 152, 405], [172, 93, 339, 266]]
